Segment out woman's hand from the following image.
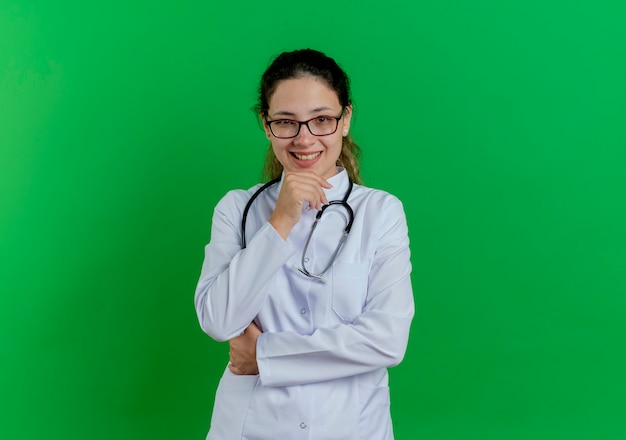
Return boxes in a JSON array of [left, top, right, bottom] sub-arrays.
[[228, 322, 262, 375], [269, 171, 332, 240]]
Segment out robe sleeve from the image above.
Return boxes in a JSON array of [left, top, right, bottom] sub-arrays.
[[194, 190, 295, 342]]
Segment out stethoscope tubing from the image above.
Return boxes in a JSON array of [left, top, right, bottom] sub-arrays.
[[240, 177, 280, 249], [240, 177, 354, 256]]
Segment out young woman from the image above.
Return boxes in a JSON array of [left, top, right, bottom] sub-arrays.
[[194, 49, 414, 439]]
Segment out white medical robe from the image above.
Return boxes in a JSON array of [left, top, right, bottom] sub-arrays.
[[195, 169, 414, 439]]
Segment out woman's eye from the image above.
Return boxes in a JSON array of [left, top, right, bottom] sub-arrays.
[[315, 117, 330, 124], [277, 120, 296, 126]]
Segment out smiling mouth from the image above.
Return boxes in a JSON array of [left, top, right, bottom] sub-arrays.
[[292, 152, 321, 161]]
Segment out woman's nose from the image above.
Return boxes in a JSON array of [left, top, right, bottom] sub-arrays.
[[294, 123, 316, 145]]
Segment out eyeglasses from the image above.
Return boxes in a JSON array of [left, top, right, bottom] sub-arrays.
[[265, 109, 344, 139]]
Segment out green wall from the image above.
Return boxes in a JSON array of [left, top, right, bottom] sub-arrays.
[[2, 1, 625, 438]]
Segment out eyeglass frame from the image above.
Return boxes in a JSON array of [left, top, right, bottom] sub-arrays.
[[264, 108, 345, 139]]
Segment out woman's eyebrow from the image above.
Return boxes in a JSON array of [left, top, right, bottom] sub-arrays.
[[272, 111, 297, 117], [310, 106, 335, 113], [271, 107, 337, 117]]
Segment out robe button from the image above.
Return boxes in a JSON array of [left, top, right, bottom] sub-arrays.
[[300, 422, 307, 429], [300, 308, 307, 315]]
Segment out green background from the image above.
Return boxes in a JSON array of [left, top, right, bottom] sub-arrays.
[[2, 0, 625, 438]]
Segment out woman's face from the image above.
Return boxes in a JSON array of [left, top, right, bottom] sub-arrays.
[[263, 76, 352, 180]]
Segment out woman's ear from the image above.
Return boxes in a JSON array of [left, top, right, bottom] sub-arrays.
[[261, 112, 272, 139], [342, 105, 353, 136]]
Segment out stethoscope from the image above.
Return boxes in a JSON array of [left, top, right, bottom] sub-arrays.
[[241, 177, 355, 279]]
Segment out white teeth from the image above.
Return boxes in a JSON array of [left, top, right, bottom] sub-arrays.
[[293, 152, 321, 160]]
